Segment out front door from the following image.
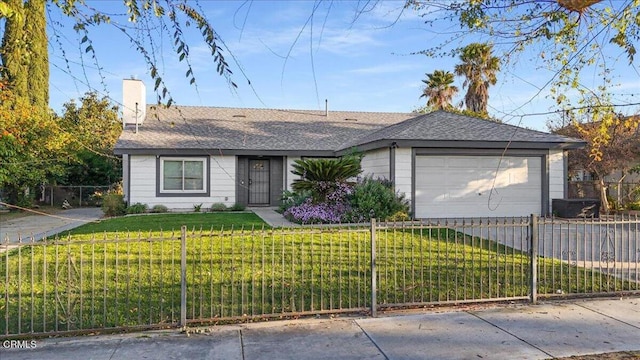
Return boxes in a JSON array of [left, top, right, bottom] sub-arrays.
[[249, 159, 270, 205]]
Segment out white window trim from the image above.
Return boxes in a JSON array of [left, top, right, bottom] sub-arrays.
[[159, 157, 208, 194]]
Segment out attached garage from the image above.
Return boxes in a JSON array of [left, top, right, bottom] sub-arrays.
[[336, 111, 584, 220], [414, 154, 544, 218]]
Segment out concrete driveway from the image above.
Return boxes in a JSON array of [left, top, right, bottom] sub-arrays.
[[0, 207, 103, 244], [455, 218, 640, 282]]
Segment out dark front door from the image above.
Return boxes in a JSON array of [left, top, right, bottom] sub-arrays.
[[249, 159, 270, 205]]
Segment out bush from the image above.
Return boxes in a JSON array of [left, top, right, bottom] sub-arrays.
[[388, 210, 410, 222], [347, 176, 409, 222], [283, 184, 353, 224], [627, 202, 640, 211], [88, 190, 104, 207], [229, 203, 246, 211], [210, 202, 228, 212], [291, 154, 362, 201], [193, 203, 203, 212], [282, 176, 409, 224], [284, 199, 350, 224], [126, 202, 148, 214], [102, 194, 126, 217], [17, 191, 35, 209], [279, 190, 312, 213], [150, 204, 168, 213]]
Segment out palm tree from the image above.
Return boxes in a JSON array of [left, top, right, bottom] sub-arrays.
[[454, 43, 500, 116], [420, 70, 458, 110], [291, 155, 363, 201]]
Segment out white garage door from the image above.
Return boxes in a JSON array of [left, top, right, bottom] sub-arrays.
[[414, 155, 542, 218]]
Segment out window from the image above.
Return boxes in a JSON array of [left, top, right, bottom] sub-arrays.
[[160, 157, 208, 194]]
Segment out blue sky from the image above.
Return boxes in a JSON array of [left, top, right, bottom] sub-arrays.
[[47, 1, 640, 131]]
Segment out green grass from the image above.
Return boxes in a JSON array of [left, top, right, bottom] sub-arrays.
[[0, 215, 636, 338], [64, 212, 269, 237]]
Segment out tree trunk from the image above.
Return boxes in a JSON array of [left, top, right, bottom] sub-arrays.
[[616, 173, 626, 209], [599, 178, 609, 214]]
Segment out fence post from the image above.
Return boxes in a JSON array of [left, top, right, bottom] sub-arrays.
[[180, 225, 187, 326], [370, 218, 377, 317], [529, 214, 538, 304]]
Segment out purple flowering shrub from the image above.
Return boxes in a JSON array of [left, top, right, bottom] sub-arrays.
[[283, 198, 351, 224], [282, 176, 409, 224], [281, 168, 410, 224], [283, 182, 353, 224]]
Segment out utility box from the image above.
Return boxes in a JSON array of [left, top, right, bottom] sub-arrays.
[[552, 198, 600, 218]]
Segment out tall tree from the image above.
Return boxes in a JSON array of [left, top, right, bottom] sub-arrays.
[[454, 43, 500, 116], [58, 92, 122, 186], [1, 2, 236, 109], [0, 81, 70, 207], [0, 0, 47, 106], [0, 0, 28, 100], [24, 0, 48, 108], [420, 70, 458, 111], [552, 112, 639, 213], [406, 1, 639, 145], [0, 2, 235, 206]]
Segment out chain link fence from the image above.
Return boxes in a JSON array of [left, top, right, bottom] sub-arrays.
[[35, 186, 113, 208]]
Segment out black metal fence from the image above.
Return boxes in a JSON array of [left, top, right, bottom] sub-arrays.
[[2, 216, 639, 339]]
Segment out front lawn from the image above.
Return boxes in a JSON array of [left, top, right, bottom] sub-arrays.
[[1, 215, 634, 337], [65, 212, 269, 237]]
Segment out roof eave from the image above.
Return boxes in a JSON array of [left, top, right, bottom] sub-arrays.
[[336, 139, 586, 155], [113, 148, 338, 157]]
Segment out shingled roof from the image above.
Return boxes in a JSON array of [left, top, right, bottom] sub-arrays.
[[114, 106, 414, 154], [114, 107, 583, 154], [337, 110, 585, 150]]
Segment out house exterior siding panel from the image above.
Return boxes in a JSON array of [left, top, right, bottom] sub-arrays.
[[122, 154, 130, 202], [129, 155, 157, 205], [361, 148, 390, 180], [548, 149, 565, 211], [394, 147, 412, 203], [209, 155, 236, 206]]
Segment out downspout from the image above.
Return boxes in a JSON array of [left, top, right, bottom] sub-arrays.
[[135, 102, 139, 134], [390, 142, 397, 190]]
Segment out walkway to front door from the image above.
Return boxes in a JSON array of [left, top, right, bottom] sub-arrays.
[[249, 207, 299, 228]]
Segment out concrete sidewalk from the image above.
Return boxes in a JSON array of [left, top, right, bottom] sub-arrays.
[[2, 298, 639, 360], [250, 207, 299, 228], [0, 207, 103, 243]]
